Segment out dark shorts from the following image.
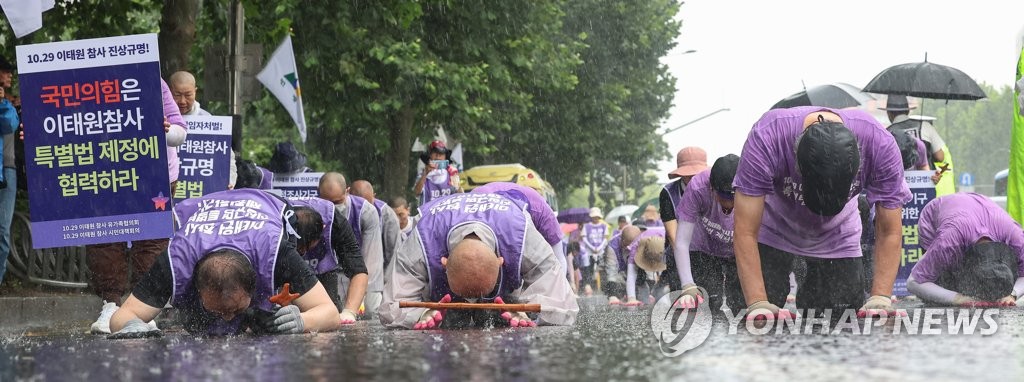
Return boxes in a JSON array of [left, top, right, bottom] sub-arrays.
[[760, 243, 865, 313], [690, 251, 744, 314]]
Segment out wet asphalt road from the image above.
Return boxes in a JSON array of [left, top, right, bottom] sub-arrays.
[[2, 298, 1022, 381]]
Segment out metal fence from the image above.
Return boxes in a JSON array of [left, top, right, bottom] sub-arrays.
[[5, 212, 89, 288]]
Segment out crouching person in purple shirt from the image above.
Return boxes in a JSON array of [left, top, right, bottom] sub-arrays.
[[380, 192, 579, 329], [907, 193, 1024, 306], [107, 190, 341, 338], [673, 154, 742, 314], [733, 107, 911, 319]]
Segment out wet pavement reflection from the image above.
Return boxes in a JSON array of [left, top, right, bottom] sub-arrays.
[[2, 299, 1023, 381]]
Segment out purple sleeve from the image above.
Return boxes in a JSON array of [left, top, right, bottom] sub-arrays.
[[910, 242, 956, 283], [914, 138, 928, 169], [864, 129, 912, 210], [733, 126, 776, 197], [161, 79, 185, 128]]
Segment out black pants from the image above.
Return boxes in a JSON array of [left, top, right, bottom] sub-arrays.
[[317, 271, 342, 312], [691, 251, 744, 314], [760, 244, 865, 313], [580, 263, 595, 287], [662, 245, 681, 291]]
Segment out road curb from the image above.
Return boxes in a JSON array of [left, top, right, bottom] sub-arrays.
[[0, 295, 102, 333]]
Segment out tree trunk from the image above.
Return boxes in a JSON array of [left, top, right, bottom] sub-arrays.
[[383, 104, 416, 200], [158, 0, 202, 77]]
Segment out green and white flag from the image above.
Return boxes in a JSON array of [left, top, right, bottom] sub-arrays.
[[257, 35, 307, 142]]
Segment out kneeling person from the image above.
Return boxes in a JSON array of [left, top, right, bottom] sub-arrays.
[[907, 193, 1024, 306], [380, 192, 579, 329], [108, 190, 341, 337], [290, 197, 369, 324]]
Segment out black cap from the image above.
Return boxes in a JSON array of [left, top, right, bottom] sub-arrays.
[[710, 154, 740, 194], [0, 56, 13, 72], [797, 120, 860, 216], [959, 242, 1018, 301]]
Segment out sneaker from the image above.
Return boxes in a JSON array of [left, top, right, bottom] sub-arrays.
[[146, 320, 159, 331], [90, 301, 118, 334]]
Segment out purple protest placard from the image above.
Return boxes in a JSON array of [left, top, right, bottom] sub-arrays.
[[273, 172, 323, 198], [894, 170, 936, 296], [17, 33, 173, 248], [174, 115, 232, 203]]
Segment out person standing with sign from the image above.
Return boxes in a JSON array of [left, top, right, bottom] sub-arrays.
[[732, 107, 911, 319], [88, 78, 186, 334], [580, 208, 609, 296], [907, 193, 1024, 306], [169, 70, 237, 190]]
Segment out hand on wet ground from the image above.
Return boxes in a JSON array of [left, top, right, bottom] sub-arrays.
[[413, 294, 451, 330], [495, 297, 536, 327]]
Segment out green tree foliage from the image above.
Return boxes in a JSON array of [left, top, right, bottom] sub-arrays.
[[921, 83, 1014, 188], [478, 0, 680, 195]]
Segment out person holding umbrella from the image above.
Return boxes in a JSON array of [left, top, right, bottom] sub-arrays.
[[880, 95, 949, 182], [732, 107, 911, 319]]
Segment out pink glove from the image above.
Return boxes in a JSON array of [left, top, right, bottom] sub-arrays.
[[413, 294, 452, 330], [495, 296, 536, 327]]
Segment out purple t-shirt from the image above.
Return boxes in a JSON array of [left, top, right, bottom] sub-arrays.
[[733, 107, 911, 259], [678, 170, 735, 258], [912, 193, 1024, 283]]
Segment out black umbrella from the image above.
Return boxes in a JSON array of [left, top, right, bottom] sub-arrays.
[[863, 60, 986, 100], [771, 82, 875, 110]]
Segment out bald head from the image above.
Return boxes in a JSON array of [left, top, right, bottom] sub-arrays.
[[621, 226, 641, 250], [350, 180, 375, 204], [168, 71, 199, 115], [442, 238, 503, 299], [318, 172, 348, 205]]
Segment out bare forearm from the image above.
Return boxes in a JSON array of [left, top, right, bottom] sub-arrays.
[[735, 234, 767, 304], [109, 294, 161, 332], [300, 304, 342, 332], [344, 273, 368, 312], [871, 207, 903, 297]]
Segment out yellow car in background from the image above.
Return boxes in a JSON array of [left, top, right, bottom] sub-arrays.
[[461, 163, 558, 210]]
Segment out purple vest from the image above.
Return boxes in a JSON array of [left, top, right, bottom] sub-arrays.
[[345, 195, 367, 248], [583, 223, 608, 250], [372, 198, 386, 217], [472, 182, 562, 246], [416, 193, 528, 302], [289, 197, 338, 274], [628, 227, 666, 264], [609, 231, 626, 272], [421, 168, 457, 205], [169, 190, 286, 333]]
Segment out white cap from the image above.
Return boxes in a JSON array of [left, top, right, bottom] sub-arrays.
[[589, 207, 602, 218]]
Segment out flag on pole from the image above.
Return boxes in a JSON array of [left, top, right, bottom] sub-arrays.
[[257, 35, 307, 142], [1008, 44, 1024, 224], [0, 0, 54, 38]]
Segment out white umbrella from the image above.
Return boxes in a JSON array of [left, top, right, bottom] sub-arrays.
[[605, 204, 639, 223]]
